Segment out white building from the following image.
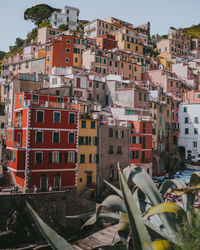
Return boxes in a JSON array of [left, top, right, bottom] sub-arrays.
[[178, 103, 200, 160], [50, 6, 80, 30]]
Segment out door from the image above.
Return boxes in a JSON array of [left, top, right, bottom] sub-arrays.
[[54, 173, 61, 191], [87, 173, 92, 185], [41, 174, 48, 192]]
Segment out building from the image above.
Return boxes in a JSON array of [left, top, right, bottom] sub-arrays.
[[130, 120, 152, 175], [97, 124, 129, 194], [6, 92, 79, 192], [77, 117, 99, 196], [82, 47, 142, 80], [142, 70, 182, 96], [84, 19, 120, 38], [50, 6, 80, 30], [45, 34, 86, 74], [95, 34, 118, 50], [6, 74, 44, 127], [178, 99, 200, 161], [157, 30, 191, 59], [37, 27, 61, 44]]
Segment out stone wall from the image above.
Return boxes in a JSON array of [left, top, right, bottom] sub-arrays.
[[0, 190, 96, 247]]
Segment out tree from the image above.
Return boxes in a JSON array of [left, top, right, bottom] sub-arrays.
[[24, 4, 60, 27], [0, 51, 6, 61], [15, 38, 24, 48]]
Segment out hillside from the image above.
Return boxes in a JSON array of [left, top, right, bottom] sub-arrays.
[[183, 24, 200, 38]]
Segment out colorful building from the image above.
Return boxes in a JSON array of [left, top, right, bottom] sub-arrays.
[[6, 92, 79, 192], [130, 120, 152, 175], [77, 117, 99, 195]]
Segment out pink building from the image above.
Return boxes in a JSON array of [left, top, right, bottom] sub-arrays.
[[142, 70, 182, 96]]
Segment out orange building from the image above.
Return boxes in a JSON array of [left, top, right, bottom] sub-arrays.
[[45, 35, 74, 74]]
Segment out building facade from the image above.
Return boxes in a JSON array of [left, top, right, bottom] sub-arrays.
[[6, 92, 79, 192]]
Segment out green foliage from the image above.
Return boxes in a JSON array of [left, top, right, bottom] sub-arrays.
[[77, 20, 89, 32], [0, 51, 6, 61], [24, 4, 60, 27], [39, 21, 51, 28], [174, 210, 200, 250], [184, 24, 200, 38], [25, 28, 38, 46], [58, 24, 69, 31]]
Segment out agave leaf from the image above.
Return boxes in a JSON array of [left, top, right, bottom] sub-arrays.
[[152, 240, 169, 250], [130, 167, 180, 244], [144, 220, 168, 241], [159, 179, 186, 195], [119, 168, 153, 250], [188, 172, 200, 187], [123, 164, 136, 182], [26, 202, 74, 250], [66, 211, 120, 220], [133, 189, 152, 215], [104, 180, 123, 198], [143, 202, 185, 220], [83, 195, 126, 228]]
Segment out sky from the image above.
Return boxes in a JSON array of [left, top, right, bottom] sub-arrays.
[[0, 0, 200, 52]]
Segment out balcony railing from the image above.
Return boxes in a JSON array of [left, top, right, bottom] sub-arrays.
[[1, 70, 10, 76]]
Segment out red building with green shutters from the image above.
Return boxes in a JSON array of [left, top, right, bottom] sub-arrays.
[[129, 120, 152, 175], [6, 92, 79, 192]]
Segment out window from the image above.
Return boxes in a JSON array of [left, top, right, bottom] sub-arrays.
[[19, 95, 22, 104], [109, 128, 113, 137], [36, 111, 44, 123], [69, 113, 76, 124], [53, 112, 61, 123], [176, 82, 179, 88], [91, 121, 95, 129], [57, 97, 63, 103], [167, 110, 169, 116], [139, 92, 142, 101], [117, 146, 122, 154], [194, 128, 198, 134], [109, 145, 114, 154], [35, 152, 42, 164], [132, 151, 139, 159], [127, 43, 130, 49], [144, 93, 146, 102], [103, 58, 106, 64], [49, 152, 62, 164], [194, 117, 198, 123], [185, 117, 188, 123], [160, 117, 162, 126], [193, 141, 197, 148], [32, 95, 39, 103], [81, 120, 86, 128], [36, 131, 43, 143], [152, 128, 156, 135], [66, 40, 71, 44], [65, 58, 69, 63], [66, 48, 70, 53], [68, 132, 75, 143], [184, 107, 187, 112], [56, 90, 60, 96], [160, 106, 162, 112], [47, 55, 50, 62], [53, 132, 60, 143], [170, 81, 173, 87], [185, 128, 189, 134], [80, 154, 85, 163]]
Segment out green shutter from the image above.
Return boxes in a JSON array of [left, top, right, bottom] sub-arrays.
[[65, 152, 68, 163], [59, 152, 62, 163], [74, 152, 77, 163], [49, 152, 52, 163]]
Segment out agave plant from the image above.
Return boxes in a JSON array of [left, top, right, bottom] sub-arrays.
[[66, 164, 200, 250]]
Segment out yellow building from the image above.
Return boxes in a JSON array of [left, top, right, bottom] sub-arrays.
[[111, 27, 143, 55], [159, 57, 172, 71], [77, 118, 99, 195]]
